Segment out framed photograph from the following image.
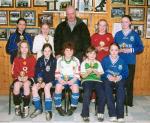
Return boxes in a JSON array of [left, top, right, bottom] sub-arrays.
[[26, 28, 39, 39], [38, 14, 53, 27], [112, 23, 122, 36], [56, 0, 72, 11], [148, 0, 150, 6], [49, 28, 55, 37], [0, 0, 13, 7], [46, 0, 57, 11], [7, 28, 16, 37], [21, 10, 36, 26], [33, 0, 46, 6], [9, 11, 21, 25], [0, 11, 8, 25], [76, 0, 93, 11], [131, 24, 144, 37], [0, 28, 7, 40], [82, 18, 88, 25], [128, 0, 144, 5], [15, 0, 31, 8], [112, 0, 125, 4], [111, 7, 125, 18], [146, 8, 150, 38], [129, 7, 144, 21], [95, 0, 107, 12]]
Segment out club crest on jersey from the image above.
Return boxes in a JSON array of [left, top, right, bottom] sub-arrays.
[[118, 65, 122, 70], [130, 36, 134, 42], [46, 65, 50, 72]]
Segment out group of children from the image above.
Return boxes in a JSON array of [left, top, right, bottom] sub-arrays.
[[11, 40, 128, 122]]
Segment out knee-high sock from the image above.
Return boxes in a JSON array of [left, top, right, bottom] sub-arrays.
[[13, 94, 21, 106], [71, 93, 79, 107], [45, 98, 52, 111], [54, 93, 62, 107], [23, 95, 30, 107], [33, 97, 41, 110]]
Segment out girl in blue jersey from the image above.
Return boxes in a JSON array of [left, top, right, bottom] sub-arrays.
[[30, 43, 56, 121], [101, 43, 128, 122], [114, 15, 144, 107]]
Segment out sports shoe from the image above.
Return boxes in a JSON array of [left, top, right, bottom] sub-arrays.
[[97, 113, 104, 122], [15, 105, 21, 116], [22, 106, 29, 118], [56, 107, 66, 116], [110, 117, 117, 122], [30, 109, 42, 118], [118, 118, 125, 122], [67, 106, 76, 116], [45, 111, 52, 121], [82, 117, 90, 122]]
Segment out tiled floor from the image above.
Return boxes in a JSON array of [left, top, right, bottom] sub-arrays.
[[0, 96, 150, 123]]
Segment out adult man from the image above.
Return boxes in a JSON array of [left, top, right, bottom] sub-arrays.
[[6, 18, 33, 64], [54, 6, 91, 62]]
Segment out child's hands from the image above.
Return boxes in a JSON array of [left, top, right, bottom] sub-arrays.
[[86, 68, 93, 74]]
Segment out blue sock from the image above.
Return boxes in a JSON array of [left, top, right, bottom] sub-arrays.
[[71, 93, 79, 107], [45, 98, 52, 111], [33, 97, 41, 110], [54, 93, 62, 107]]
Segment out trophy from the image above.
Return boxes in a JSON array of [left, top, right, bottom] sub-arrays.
[[45, 36, 49, 43], [84, 0, 89, 11], [122, 43, 126, 49], [37, 77, 43, 84], [90, 62, 94, 68], [20, 35, 24, 41], [64, 75, 68, 82], [19, 71, 26, 82]]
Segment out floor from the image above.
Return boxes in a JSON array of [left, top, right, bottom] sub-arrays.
[[0, 96, 150, 123]]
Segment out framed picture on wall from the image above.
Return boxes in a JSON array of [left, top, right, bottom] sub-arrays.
[[9, 11, 21, 25], [128, 0, 144, 5], [111, 7, 125, 18], [58, 0, 72, 11], [7, 28, 16, 37], [112, 0, 125, 4], [146, 8, 150, 38], [33, 0, 47, 6], [0, 0, 13, 7], [148, 0, 150, 5], [49, 28, 55, 37], [26, 28, 39, 39], [129, 7, 144, 21], [131, 24, 144, 37], [76, 0, 93, 11], [38, 14, 53, 27], [21, 10, 36, 26], [95, 0, 106, 12], [0, 28, 7, 40], [16, 0, 31, 8], [0, 11, 8, 25]]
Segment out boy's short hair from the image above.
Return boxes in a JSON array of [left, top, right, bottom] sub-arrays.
[[17, 18, 27, 24], [62, 42, 75, 54], [86, 46, 97, 54]]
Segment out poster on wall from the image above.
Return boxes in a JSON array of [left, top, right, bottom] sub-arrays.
[[9, 11, 21, 25], [0, 0, 13, 7], [131, 24, 144, 38], [146, 8, 150, 38], [0, 11, 8, 25], [0, 28, 7, 40]]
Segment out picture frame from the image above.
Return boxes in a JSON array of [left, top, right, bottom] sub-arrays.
[[76, 0, 93, 11], [0, 28, 7, 40], [146, 8, 150, 38], [33, 0, 47, 6], [112, 23, 122, 36], [0, 0, 13, 7], [128, 0, 144, 6], [131, 24, 144, 38], [0, 11, 8, 25], [49, 27, 55, 37], [46, 0, 57, 11], [111, 0, 125, 4], [111, 7, 125, 18], [15, 0, 31, 8], [38, 14, 53, 27], [129, 7, 144, 21], [21, 10, 36, 26], [7, 28, 16, 38], [26, 28, 39, 39], [82, 18, 88, 25], [148, 0, 150, 6], [9, 11, 21, 25], [94, 0, 106, 12], [56, 0, 72, 11]]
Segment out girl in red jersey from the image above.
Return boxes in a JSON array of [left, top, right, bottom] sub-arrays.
[[12, 40, 36, 118]]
